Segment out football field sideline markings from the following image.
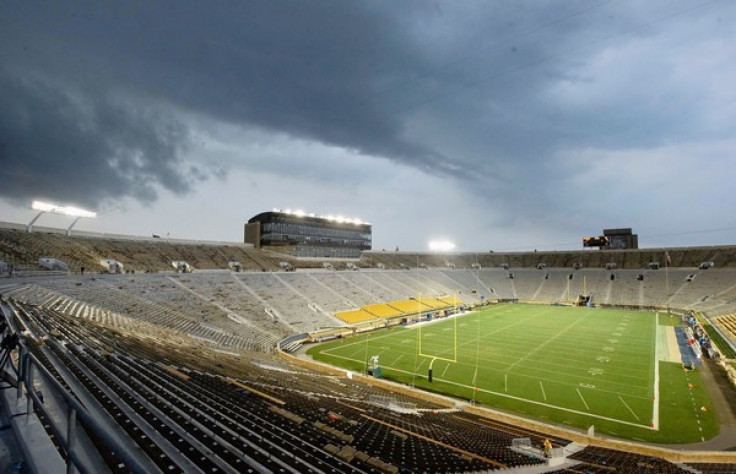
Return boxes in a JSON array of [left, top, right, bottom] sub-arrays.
[[326, 337, 652, 400], [316, 306, 656, 413], [446, 314, 652, 369], [467, 343, 652, 368], [505, 313, 592, 373], [577, 388, 590, 411], [469, 336, 652, 363], [320, 327, 410, 354], [539, 381, 547, 401], [652, 312, 660, 429], [448, 310, 654, 389], [318, 351, 655, 430], [619, 395, 640, 421], [348, 347, 365, 358], [424, 340, 651, 389]]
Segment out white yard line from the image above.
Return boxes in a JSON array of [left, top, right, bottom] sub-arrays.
[[619, 396, 641, 421], [539, 381, 547, 401], [320, 327, 406, 354], [652, 312, 660, 429], [328, 334, 652, 401], [505, 313, 590, 373], [576, 388, 590, 411], [321, 351, 655, 430], [348, 347, 365, 359]]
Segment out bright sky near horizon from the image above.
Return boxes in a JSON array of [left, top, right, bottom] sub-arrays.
[[1, 1, 735, 251]]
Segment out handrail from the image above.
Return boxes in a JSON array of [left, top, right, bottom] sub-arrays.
[[1, 300, 160, 474]]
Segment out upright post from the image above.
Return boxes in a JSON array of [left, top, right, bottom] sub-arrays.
[[66, 409, 78, 474], [665, 251, 670, 314]]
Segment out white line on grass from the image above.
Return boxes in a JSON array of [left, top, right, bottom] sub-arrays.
[[320, 328, 408, 354], [652, 312, 660, 430], [441, 362, 450, 377], [320, 307, 655, 414], [505, 313, 592, 373], [333, 309, 652, 399], [321, 351, 654, 430], [577, 388, 590, 411], [539, 381, 547, 401], [619, 396, 640, 421], [348, 347, 366, 359], [392, 354, 405, 366]]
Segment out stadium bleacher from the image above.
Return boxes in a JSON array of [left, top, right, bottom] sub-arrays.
[[2, 229, 736, 472]]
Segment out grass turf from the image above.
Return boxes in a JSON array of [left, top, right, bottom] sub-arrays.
[[308, 304, 718, 443]]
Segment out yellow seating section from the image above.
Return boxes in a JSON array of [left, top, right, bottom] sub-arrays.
[[363, 304, 403, 318], [713, 314, 736, 340], [335, 309, 376, 324], [387, 299, 424, 314], [336, 296, 459, 325], [418, 298, 449, 309], [438, 296, 461, 306]]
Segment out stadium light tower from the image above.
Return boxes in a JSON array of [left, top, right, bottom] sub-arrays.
[[28, 200, 97, 235]]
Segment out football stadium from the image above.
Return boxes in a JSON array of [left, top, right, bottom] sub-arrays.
[[2, 218, 736, 473], [4, 2, 736, 473]]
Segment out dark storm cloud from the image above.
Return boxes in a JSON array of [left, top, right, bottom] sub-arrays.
[[0, 72, 196, 207], [0, 1, 458, 207], [1, 0, 734, 215]]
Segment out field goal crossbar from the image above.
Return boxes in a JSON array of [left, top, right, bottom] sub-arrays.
[[417, 313, 458, 382]]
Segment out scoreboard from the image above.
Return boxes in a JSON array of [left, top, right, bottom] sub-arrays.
[[583, 236, 610, 248], [583, 228, 638, 249]]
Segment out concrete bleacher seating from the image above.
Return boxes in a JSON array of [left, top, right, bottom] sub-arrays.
[[361, 246, 736, 272], [5, 299, 563, 472], [6, 266, 736, 351], [713, 314, 736, 343], [4, 256, 736, 473], [570, 446, 691, 473], [0, 227, 291, 273]]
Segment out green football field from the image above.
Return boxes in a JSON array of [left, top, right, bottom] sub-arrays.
[[308, 304, 719, 443]]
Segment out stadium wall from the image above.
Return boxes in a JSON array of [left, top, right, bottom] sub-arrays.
[[0, 221, 252, 247], [362, 246, 736, 269]]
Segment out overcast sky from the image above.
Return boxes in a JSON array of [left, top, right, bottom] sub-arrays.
[[1, 1, 735, 252]]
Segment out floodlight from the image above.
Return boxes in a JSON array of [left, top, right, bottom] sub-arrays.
[[274, 208, 367, 225], [429, 240, 456, 252], [31, 200, 96, 218], [28, 200, 96, 234], [31, 201, 58, 212]]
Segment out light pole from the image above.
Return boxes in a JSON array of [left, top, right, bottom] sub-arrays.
[[28, 200, 96, 234]]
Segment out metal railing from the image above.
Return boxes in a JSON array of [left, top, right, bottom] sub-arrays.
[[1, 299, 159, 474]]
